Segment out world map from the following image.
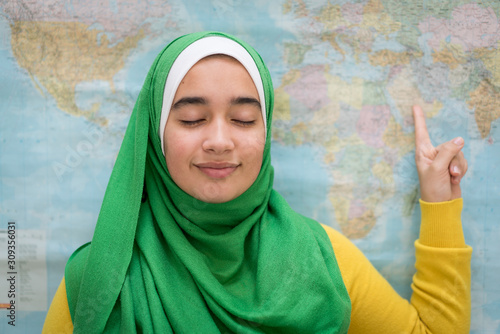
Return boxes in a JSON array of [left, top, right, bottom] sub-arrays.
[[1, 0, 499, 332]]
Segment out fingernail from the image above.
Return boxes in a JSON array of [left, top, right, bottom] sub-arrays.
[[453, 137, 464, 145], [453, 166, 460, 174]]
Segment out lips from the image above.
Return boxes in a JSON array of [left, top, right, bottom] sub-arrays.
[[195, 162, 240, 178]]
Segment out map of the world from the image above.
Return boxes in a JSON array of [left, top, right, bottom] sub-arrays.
[[1, 0, 499, 332]]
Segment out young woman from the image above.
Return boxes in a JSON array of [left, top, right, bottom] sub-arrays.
[[43, 31, 471, 333]]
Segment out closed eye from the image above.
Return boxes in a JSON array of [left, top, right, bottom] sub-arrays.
[[233, 119, 256, 126], [180, 119, 205, 126]]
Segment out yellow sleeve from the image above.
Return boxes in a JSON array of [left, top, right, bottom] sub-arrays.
[[42, 277, 74, 334], [323, 198, 472, 334]]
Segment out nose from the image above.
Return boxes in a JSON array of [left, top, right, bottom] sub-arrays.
[[202, 119, 235, 154]]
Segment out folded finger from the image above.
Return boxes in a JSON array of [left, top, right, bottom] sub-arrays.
[[451, 181, 462, 199], [449, 151, 468, 176]]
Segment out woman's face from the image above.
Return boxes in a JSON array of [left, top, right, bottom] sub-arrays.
[[163, 55, 266, 203]]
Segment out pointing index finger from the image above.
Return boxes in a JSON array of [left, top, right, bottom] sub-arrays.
[[413, 105, 432, 149]]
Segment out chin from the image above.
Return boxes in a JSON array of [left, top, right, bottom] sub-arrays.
[[191, 185, 236, 204]]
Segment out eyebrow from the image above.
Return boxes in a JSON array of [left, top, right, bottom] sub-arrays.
[[231, 97, 261, 110], [171, 97, 207, 110], [171, 96, 261, 111]]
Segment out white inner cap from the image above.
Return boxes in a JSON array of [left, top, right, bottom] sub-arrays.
[[159, 36, 267, 155]]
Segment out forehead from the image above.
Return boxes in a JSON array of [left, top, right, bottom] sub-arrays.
[[186, 54, 250, 78], [178, 55, 257, 92]]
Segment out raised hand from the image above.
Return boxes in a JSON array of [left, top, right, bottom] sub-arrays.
[[413, 105, 468, 202]]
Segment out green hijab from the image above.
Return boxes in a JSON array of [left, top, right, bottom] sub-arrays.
[[65, 31, 351, 333]]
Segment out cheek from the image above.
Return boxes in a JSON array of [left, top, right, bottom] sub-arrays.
[[164, 135, 190, 176], [241, 127, 265, 152], [245, 136, 265, 173]]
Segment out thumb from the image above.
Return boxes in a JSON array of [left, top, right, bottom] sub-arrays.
[[433, 137, 464, 170]]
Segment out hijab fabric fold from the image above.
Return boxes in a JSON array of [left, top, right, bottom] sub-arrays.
[[65, 31, 351, 333]]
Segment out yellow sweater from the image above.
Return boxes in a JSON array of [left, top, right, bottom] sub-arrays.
[[43, 199, 471, 333]]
